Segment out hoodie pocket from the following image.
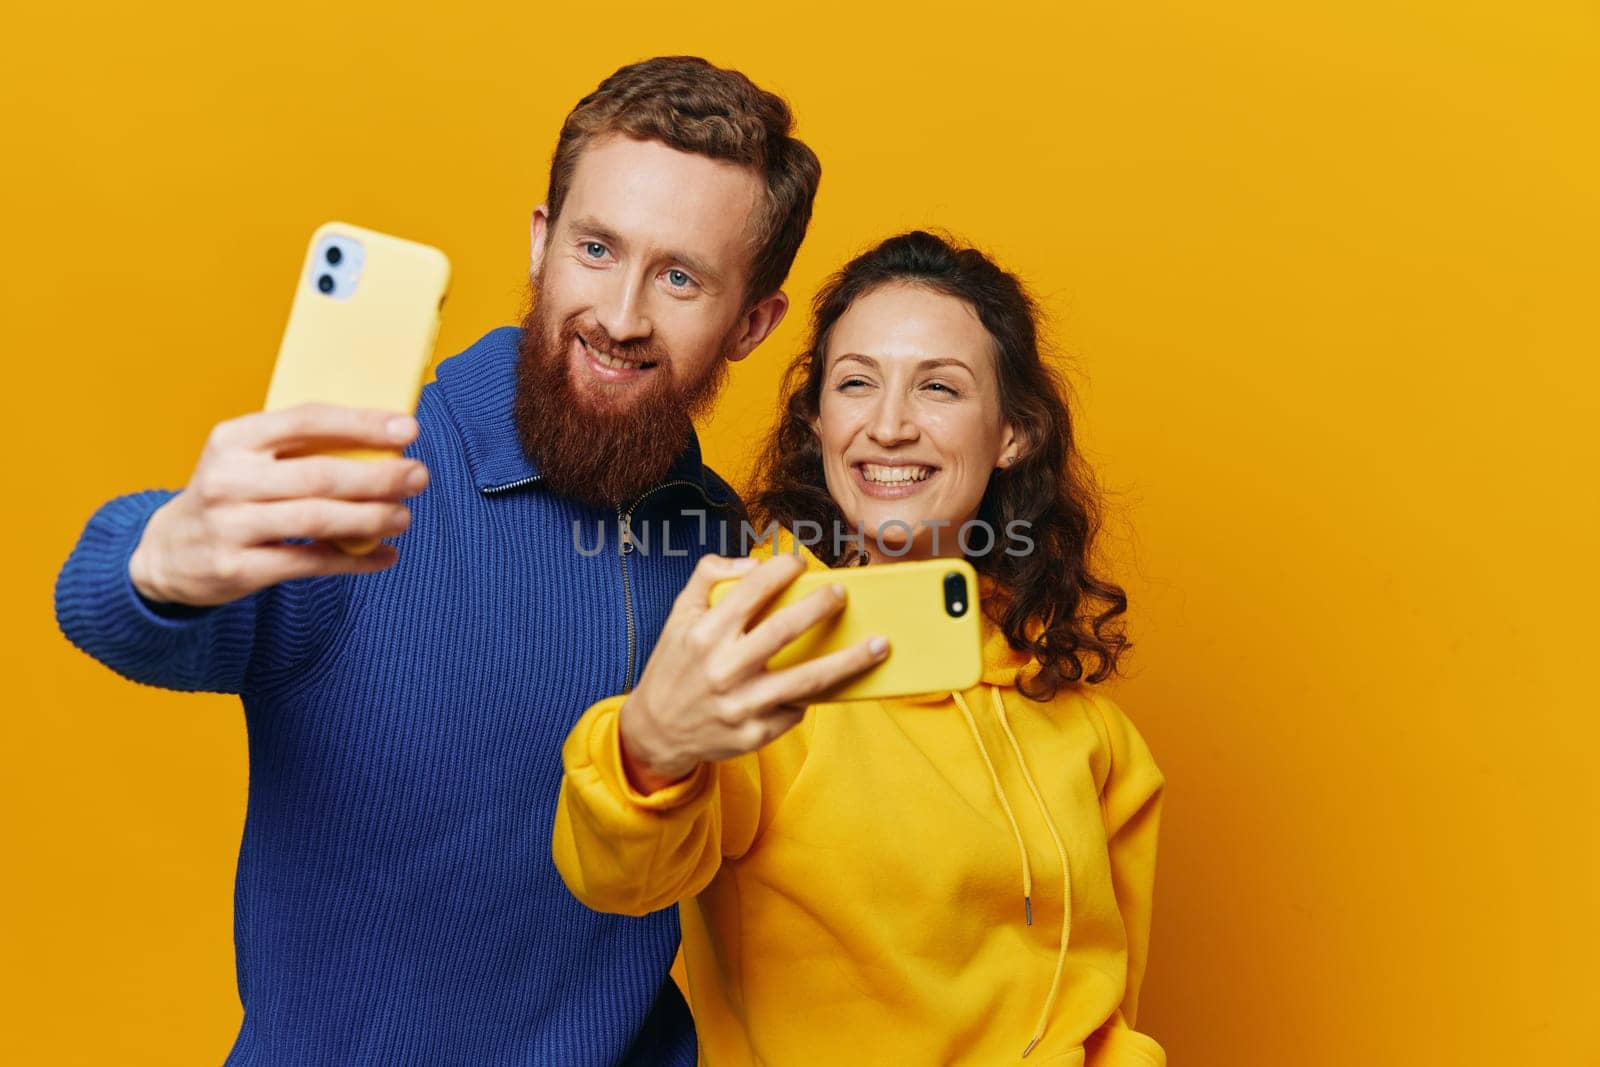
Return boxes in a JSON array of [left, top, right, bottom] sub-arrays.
[[1084, 1026, 1166, 1067]]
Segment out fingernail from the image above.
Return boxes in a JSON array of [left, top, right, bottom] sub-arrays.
[[869, 636, 888, 655], [387, 416, 416, 441], [830, 583, 845, 599], [732, 556, 760, 570], [406, 467, 427, 491]]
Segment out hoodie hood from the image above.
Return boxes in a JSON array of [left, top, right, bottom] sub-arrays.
[[977, 576, 1041, 688]]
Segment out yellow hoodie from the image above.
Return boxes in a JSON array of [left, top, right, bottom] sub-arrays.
[[553, 533, 1166, 1066]]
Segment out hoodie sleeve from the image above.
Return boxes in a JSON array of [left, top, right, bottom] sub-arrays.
[[1090, 690, 1166, 1032], [54, 490, 350, 695], [553, 694, 813, 917]]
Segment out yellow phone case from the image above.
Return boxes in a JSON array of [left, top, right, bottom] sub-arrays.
[[264, 221, 451, 553], [710, 557, 984, 703]]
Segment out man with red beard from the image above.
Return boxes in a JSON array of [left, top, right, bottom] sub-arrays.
[[54, 57, 867, 1066]]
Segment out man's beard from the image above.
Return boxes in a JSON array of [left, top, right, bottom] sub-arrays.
[[512, 289, 731, 508]]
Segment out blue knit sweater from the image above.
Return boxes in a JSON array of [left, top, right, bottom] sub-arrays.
[[54, 327, 743, 1066]]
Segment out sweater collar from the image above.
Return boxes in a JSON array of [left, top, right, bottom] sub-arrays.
[[433, 326, 734, 504]]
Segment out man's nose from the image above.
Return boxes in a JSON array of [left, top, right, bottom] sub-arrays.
[[595, 273, 652, 343]]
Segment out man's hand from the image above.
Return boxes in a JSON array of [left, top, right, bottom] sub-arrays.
[[128, 403, 430, 607], [617, 553, 890, 792]]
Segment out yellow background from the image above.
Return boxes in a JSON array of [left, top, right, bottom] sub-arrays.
[[4, 2, 1596, 1063]]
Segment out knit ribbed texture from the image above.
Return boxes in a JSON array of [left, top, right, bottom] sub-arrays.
[[54, 328, 738, 1066]]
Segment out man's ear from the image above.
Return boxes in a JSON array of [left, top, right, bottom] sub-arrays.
[[725, 290, 790, 363], [529, 204, 551, 273]]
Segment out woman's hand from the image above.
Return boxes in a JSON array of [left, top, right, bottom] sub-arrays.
[[617, 553, 889, 792]]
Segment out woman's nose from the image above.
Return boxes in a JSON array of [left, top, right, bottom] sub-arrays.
[[865, 396, 919, 446]]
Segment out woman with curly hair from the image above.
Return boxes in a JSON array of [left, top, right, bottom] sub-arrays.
[[554, 231, 1165, 1065]]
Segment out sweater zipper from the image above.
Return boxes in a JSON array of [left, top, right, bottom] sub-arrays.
[[480, 475, 544, 495], [617, 479, 724, 691], [482, 473, 724, 694], [616, 502, 638, 691]]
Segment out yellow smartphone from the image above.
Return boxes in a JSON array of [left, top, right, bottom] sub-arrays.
[[264, 221, 451, 554], [710, 557, 984, 702]]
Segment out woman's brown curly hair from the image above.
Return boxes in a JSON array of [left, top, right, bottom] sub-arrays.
[[748, 230, 1129, 700]]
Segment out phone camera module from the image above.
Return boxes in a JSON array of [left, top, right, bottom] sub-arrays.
[[325, 245, 343, 266], [317, 274, 336, 294], [943, 572, 968, 617]]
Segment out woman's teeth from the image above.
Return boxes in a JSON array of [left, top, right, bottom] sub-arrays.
[[861, 464, 934, 485]]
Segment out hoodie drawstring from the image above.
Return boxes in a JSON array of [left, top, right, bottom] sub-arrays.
[[990, 685, 1073, 1058], [951, 686, 1074, 1060], [953, 689, 1034, 924]]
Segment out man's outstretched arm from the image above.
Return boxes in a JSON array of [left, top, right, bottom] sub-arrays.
[[54, 404, 427, 694]]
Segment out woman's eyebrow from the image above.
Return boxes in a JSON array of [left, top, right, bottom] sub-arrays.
[[832, 354, 976, 375], [917, 357, 975, 375]]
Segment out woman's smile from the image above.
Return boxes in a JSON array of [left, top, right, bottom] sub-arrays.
[[853, 459, 940, 498]]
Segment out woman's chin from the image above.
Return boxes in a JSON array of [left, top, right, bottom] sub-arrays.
[[840, 507, 955, 560], [850, 506, 915, 540]]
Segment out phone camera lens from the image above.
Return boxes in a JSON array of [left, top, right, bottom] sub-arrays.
[[943, 572, 968, 617], [317, 274, 335, 294], [325, 245, 343, 266]]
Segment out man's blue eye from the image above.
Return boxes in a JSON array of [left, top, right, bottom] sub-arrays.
[[667, 269, 691, 288], [584, 242, 607, 258]]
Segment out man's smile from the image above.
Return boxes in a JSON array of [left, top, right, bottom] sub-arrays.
[[575, 333, 659, 383]]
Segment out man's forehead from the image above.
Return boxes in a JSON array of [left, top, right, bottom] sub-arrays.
[[560, 136, 763, 270]]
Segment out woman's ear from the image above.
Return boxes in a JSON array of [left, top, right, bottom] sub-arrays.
[[996, 421, 1026, 470]]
